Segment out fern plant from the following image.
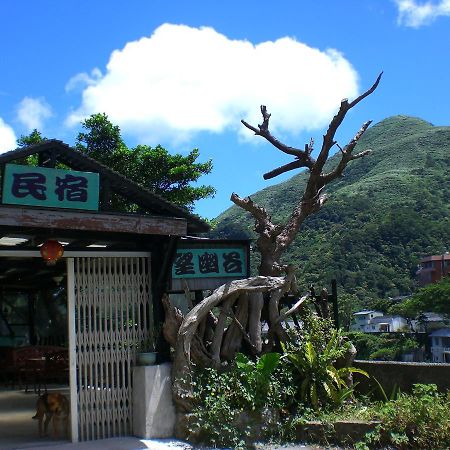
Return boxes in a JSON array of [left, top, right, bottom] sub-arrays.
[[283, 329, 368, 409]]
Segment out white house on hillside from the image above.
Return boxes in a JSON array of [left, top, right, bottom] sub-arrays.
[[351, 310, 409, 333], [350, 311, 383, 332], [430, 328, 450, 363]]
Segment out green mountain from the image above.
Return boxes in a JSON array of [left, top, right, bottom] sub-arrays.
[[211, 116, 450, 301]]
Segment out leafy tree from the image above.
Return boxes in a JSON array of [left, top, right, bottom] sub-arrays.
[[17, 129, 46, 147], [16, 114, 215, 212], [75, 113, 215, 211], [76, 113, 124, 158], [129, 144, 215, 209], [391, 277, 450, 317], [338, 292, 363, 331], [15, 129, 46, 165]]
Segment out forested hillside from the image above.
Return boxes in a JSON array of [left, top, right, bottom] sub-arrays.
[[211, 116, 450, 303]]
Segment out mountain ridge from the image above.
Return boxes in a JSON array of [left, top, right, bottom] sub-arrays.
[[210, 115, 450, 302]]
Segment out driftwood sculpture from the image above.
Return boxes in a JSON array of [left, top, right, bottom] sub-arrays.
[[163, 73, 382, 414]]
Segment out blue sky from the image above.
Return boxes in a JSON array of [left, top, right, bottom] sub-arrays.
[[1, 0, 449, 219]]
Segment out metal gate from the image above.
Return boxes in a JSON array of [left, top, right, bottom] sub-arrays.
[[72, 256, 152, 441]]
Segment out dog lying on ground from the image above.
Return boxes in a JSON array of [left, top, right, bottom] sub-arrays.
[[32, 392, 69, 439]]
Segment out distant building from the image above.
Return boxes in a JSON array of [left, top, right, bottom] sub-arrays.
[[416, 253, 450, 286], [430, 328, 450, 363], [368, 315, 410, 333], [411, 312, 446, 333], [350, 310, 383, 332], [350, 311, 409, 333]]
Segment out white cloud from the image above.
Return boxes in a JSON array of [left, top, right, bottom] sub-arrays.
[[67, 23, 359, 144], [0, 117, 17, 154], [395, 0, 450, 27], [16, 97, 53, 131], [65, 68, 103, 92]]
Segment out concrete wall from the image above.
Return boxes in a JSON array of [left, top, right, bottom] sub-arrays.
[[354, 360, 450, 394], [132, 363, 176, 439]]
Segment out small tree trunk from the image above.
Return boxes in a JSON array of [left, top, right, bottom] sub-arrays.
[[221, 293, 249, 360], [210, 294, 239, 363], [248, 292, 264, 352]]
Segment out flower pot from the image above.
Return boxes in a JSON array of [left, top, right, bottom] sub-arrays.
[[137, 351, 157, 366]]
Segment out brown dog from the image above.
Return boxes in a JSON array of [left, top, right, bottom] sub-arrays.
[[32, 392, 69, 439]]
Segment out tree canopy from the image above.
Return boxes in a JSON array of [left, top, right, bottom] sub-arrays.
[[390, 277, 450, 317], [17, 129, 47, 147], [17, 113, 215, 212]]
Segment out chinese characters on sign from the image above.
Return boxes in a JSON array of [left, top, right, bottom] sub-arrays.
[[172, 248, 246, 278], [2, 164, 99, 210]]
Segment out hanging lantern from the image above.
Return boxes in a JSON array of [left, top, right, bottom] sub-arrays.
[[40, 240, 64, 266]]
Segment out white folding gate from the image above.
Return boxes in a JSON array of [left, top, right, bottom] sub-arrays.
[[70, 255, 152, 441]]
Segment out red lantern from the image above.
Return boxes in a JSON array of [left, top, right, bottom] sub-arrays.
[[40, 240, 64, 266]]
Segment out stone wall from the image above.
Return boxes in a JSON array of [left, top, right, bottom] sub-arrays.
[[354, 360, 450, 394]]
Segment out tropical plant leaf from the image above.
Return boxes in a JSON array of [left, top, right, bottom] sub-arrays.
[[310, 383, 319, 409], [370, 376, 388, 402], [326, 366, 343, 387], [304, 341, 317, 367], [235, 352, 253, 373], [337, 367, 370, 378], [336, 385, 355, 403], [324, 328, 339, 356], [256, 352, 280, 376]]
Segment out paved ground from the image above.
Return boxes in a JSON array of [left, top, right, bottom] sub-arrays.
[[0, 388, 334, 450], [15, 437, 330, 450], [15, 437, 193, 450]]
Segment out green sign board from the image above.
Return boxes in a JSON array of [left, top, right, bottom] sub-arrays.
[[2, 164, 99, 211], [172, 247, 247, 278]]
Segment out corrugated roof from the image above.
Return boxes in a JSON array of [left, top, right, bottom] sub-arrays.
[[429, 328, 450, 337], [353, 310, 382, 316]]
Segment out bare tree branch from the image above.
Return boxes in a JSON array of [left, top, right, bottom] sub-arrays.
[[234, 73, 382, 275], [241, 105, 315, 168], [274, 293, 309, 325], [321, 120, 373, 184], [348, 71, 383, 109], [264, 160, 303, 180], [230, 193, 282, 237], [315, 72, 383, 173]]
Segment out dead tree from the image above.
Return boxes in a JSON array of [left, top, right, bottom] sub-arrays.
[[233, 72, 382, 277], [164, 74, 382, 415]]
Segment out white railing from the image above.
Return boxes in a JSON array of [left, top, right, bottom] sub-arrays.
[[431, 346, 450, 354]]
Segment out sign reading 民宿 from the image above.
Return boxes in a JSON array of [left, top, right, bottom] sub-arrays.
[[172, 247, 246, 278], [2, 164, 99, 211]]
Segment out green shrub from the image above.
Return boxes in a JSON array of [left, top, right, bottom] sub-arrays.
[[188, 352, 295, 448], [346, 331, 420, 361], [356, 384, 450, 449]]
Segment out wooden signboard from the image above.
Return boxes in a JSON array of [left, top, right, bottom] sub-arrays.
[[170, 240, 250, 291]]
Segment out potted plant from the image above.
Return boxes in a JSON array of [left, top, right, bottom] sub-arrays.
[[136, 325, 161, 366]]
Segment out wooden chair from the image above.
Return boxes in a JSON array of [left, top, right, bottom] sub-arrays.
[[12, 346, 47, 393], [10, 346, 68, 393], [44, 349, 69, 386]]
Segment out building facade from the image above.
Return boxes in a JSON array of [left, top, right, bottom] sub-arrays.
[[0, 140, 210, 444], [417, 253, 450, 286], [430, 328, 450, 363]]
